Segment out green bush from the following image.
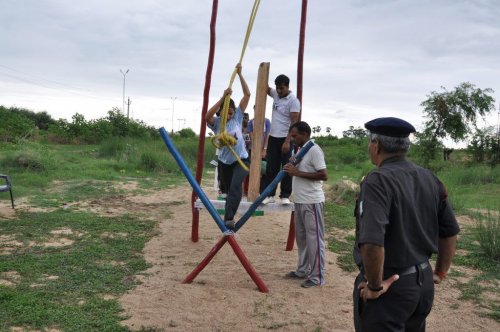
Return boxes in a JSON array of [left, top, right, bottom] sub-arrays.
[[1, 140, 56, 172], [98, 138, 125, 158], [475, 209, 500, 262], [139, 152, 160, 171], [1, 106, 56, 130], [23, 107, 159, 144], [0, 107, 36, 142], [177, 128, 197, 138], [98, 138, 136, 162]]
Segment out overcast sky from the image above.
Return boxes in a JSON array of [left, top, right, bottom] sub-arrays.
[[1, 0, 499, 138]]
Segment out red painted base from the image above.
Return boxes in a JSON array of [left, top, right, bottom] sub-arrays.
[[183, 234, 269, 293]]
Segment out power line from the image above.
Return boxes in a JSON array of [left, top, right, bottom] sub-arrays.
[[0, 64, 87, 91], [0, 64, 116, 102]]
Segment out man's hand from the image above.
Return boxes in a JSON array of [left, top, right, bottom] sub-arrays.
[[223, 88, 232, 98], [281, 140, 291, 154], [433, 270, 447, 284], [283, 163, 298, 176], [236, 63, 242, 75], [358, 274, 399, 301]]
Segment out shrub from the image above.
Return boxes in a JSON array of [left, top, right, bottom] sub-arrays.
[[139, 152, 160, 171], [177, 128, 197, 139], [0, 107, 36, 142], [475, 209, 500, 262], [98, 138, 136, 162], [47, 119, 72, 143], [1, 140, 56, 172], [326, 179, 359, 205]]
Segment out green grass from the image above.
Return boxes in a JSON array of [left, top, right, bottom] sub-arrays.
[[325, 202, 356, 230], [0, 210, 157, 331], [0, 137, 219, 208], [437, 165, 500, 212], [324, 201, 358, 273], [0, 136, 218, 331], [1, 135, 499, 328], [434, 205, 500, 320]]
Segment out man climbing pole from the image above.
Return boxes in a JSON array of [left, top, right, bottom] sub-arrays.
[[206, 63, 251, 229]]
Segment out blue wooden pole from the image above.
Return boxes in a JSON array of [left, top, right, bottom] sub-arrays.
[[159, 127, 228, 233]]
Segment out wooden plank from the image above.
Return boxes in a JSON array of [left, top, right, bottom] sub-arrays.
[[248, 62, 270, 202]]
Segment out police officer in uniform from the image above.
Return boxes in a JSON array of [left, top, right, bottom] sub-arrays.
[[353, 117, 460, 332]]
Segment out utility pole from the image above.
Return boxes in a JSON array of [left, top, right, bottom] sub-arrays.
[[171, 97, 177, 135], [120, 69, 129, 116], [126, 97, 132, 120], [177, 118, 186, 131]]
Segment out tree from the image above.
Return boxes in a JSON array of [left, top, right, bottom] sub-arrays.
[[0, 107, 35, 142], [419, 82, 495, 161], [468, 126, 499, 165], [177, 128, 197, 138], [342, 126, 367, 139]]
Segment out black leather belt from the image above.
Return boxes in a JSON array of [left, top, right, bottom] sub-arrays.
[[395, 261, 429, 276], [360, 261, 430, 278]]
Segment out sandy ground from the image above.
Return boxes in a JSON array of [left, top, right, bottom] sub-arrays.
[[116, 184, 499, 332], [1, 182, 499, 331]]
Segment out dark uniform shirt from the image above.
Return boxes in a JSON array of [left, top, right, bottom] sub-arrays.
[[354, 156, 460, 269]]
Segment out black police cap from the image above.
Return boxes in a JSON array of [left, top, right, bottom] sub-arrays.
[[364, 117, 416, 138]]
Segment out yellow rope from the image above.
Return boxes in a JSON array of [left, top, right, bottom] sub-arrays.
[[211, 0, 261, 171]]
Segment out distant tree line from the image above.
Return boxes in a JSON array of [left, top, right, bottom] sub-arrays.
[[312, 82, 498, 166], [1, 81, 497, 165], [0, 106, 169, 144]]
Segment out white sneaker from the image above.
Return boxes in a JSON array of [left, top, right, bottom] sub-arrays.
[[280, 198, 291, 205], [262, 196, 275, 204]]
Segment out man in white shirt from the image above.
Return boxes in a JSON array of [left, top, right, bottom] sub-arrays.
[[261, 74, 301, 205], [283, 121, 328, 288]]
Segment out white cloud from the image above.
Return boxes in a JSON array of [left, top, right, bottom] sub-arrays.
[[0, 0, 499, 138]]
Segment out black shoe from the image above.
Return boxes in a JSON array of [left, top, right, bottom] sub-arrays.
[[285, 271, 305, 279], [224, 220, 235, 229], [301, 279, 319, 288]]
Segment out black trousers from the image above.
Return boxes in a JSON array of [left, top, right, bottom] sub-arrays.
[[261, 136, 292, 198], [218, 159, 249, 221], [353, 264, 434, 332]]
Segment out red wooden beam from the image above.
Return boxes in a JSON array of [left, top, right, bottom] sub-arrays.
[[192, 0, 219, 242], [183, 235, 227, 284], [183, 234, 269, 293], [286, 0, 308, 251], [227, 236, 269, 293]]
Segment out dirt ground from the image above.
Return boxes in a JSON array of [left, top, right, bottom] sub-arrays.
[[117, 184, 499, 332], [1, 182, 499, 331]]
